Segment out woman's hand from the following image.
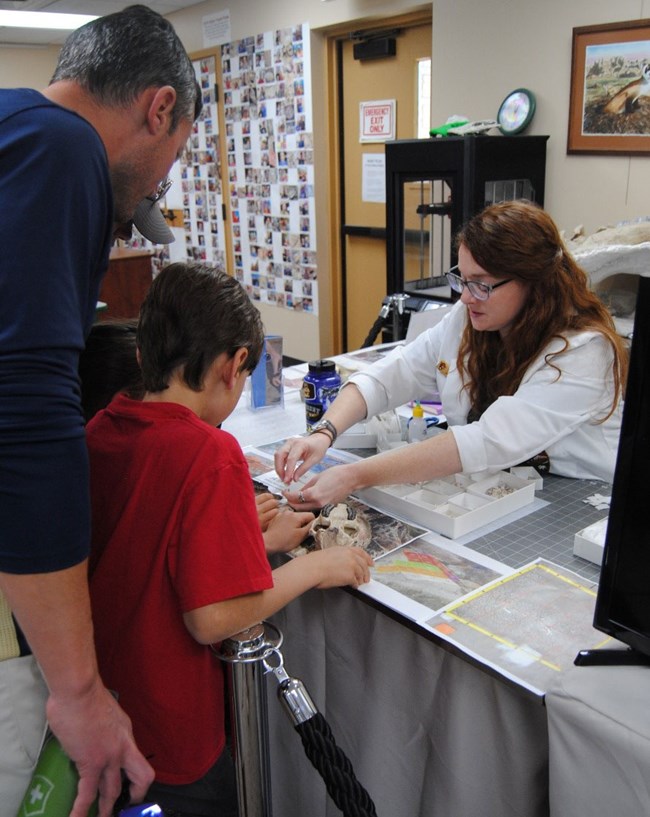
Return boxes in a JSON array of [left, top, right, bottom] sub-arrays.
[[274, 432, 332, 485], [255, 492, 280, 532], [283, 463, 359, 510], [263, 508, 315, 554]]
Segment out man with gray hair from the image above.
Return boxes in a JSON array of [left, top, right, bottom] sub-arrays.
[[0, 6, 201, 816]]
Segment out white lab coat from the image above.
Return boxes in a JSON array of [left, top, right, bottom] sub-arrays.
[[347, 302, 622, 482]]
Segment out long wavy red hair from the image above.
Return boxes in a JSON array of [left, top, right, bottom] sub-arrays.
[[455, 200, 627, 420]]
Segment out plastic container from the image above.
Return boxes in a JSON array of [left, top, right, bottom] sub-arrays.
[[302, 360, 341, 430], [357, 469, 536, 539], [407, 401, 428, 443]]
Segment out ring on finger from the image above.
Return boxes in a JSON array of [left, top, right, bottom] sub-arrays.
[[298, 491, 305, 503]]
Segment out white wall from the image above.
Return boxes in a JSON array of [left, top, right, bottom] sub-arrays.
[[4, 0, 650, 356], [168, 0, 426, 47], [0, 45, 59, 89], [431, 0, 650, 236], [174, 0, 650, 357]]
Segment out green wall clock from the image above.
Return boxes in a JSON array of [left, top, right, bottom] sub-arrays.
[[497, 88, 536, 135]]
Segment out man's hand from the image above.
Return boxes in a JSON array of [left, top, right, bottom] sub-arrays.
[[0, 563, 154, 817], [47, 680, 154, 817]]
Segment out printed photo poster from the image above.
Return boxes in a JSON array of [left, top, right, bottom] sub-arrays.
[[121, 233, 171, 277], [122, 57, 224, 276], [221, 23, 318, 314], [424, 559, 605, 695], [179, 55, 227, 268]]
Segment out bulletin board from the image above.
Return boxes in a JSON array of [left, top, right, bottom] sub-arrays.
[[122, 52, 225, 274], [221, 23, 319, 314], [126, 24, 319, 317], [179, 53, 227, 268]]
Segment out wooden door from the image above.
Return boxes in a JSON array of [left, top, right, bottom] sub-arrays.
[[338, 19, 432, 350]]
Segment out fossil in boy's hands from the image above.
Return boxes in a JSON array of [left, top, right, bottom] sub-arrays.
[[310, 502, 371, 550]]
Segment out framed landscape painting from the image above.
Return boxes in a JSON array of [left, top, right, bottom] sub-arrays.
[[568, 19, 650, 154]]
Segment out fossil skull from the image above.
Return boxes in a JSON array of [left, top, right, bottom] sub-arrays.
[[310, 502, 371, 550]]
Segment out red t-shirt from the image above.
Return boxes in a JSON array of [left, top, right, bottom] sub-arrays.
[[86, 395, 273, 784]]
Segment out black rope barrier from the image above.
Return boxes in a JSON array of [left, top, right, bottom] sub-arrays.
[[361, 293, 411, 348], [361, 314, 387, 348], [263, 638, 379, 817], [294, 713, 378, 817]]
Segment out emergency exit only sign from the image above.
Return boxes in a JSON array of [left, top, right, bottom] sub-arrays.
[[359, 99, 396, 143]]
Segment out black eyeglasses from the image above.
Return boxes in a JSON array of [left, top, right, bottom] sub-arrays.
[[147, 178, 172, 203], [446, 266, 512, 301]]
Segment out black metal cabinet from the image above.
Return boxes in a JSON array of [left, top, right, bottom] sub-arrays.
[[385, 135, 548, 299]]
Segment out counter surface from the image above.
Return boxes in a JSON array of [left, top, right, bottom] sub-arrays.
[[222, 357, 619, 817]]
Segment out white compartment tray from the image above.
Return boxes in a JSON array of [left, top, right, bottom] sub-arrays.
[[356, 470, 535, 539], [573, 517, 608, 565]]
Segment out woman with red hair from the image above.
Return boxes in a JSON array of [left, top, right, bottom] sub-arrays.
[[276, 200, 628, 507]]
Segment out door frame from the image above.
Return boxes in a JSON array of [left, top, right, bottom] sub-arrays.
[[323, 9, 433, 353]]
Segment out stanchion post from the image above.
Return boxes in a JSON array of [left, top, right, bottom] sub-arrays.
[[214, 622, 282, 817]]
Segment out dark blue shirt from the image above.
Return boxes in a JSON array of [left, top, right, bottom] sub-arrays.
[[0, 88, 113, 572]]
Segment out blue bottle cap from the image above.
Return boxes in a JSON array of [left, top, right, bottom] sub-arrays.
[[119, 805, 163, 817]]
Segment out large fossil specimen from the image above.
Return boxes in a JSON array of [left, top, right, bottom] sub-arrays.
[[310, 502, 372, 550]]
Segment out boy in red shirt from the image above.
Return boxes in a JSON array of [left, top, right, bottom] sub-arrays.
[[86, 262, 372, 817]]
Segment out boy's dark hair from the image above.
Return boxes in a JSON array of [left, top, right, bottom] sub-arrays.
[[80, 319, 144, 421], [50, 4, 202, 130], [137, 262, 265, 393]]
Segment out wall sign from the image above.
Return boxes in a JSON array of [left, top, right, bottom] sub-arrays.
[[359, 99, 396, 143], [361, 153, 386, 203], [202, 9, 231, 48]]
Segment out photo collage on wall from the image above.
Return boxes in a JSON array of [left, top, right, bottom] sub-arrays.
[[179, 55, 227, 269], [222, 23, 318, 314], [121, 233, 170, 278], [124, 56, 225, 275]]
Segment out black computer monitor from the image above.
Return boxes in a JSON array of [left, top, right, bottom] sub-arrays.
[[576, 273, 650, 666]]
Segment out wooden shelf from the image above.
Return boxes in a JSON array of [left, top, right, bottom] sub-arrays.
[[98, 247, 154, 319]]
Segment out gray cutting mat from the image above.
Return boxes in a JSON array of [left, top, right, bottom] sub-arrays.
[[463, 475, 607, 582]]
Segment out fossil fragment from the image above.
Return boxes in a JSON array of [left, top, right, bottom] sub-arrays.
[[310, 502, 372, 550], [485, 484, 515, 498]]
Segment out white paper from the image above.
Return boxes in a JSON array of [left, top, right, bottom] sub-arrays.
[[362, 153, 386, 203], [202, 9, 231, 48]]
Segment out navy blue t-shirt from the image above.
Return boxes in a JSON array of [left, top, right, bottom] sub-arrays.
[[0, 88, 113, 573]]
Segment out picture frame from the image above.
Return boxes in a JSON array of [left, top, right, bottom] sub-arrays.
[[568, 18, 650, 155]]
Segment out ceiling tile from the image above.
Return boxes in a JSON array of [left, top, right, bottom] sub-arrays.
[[0, 0, 206, 46]]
